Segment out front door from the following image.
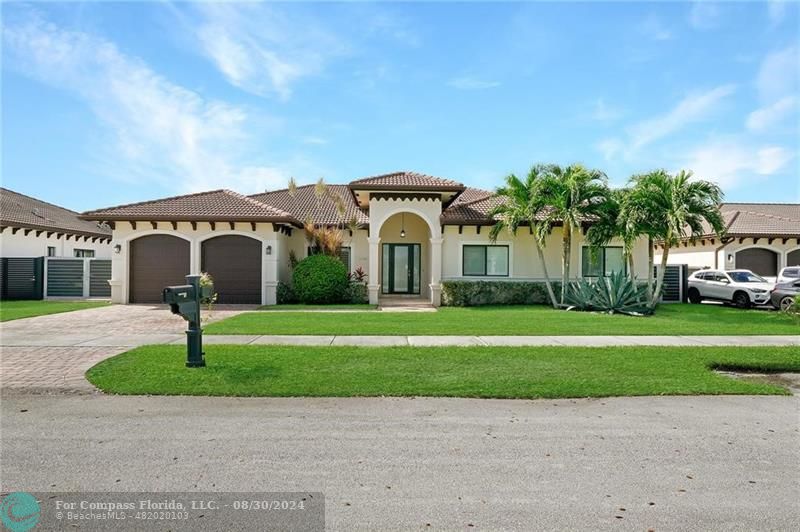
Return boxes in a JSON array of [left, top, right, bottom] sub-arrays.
[[382, 244, 420, 294]]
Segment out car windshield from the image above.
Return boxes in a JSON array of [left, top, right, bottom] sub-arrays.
[[728, 271, 766, 283], [783, 268, 799, 278]]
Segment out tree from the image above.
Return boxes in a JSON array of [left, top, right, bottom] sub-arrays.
[[632, 169, 725, 309], [488, 166, 559, 308], [541, 164, 610, 304], [585, 187, 638, 281]]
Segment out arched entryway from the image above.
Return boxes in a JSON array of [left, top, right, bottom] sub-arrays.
[[129, 234, 190, 303], [378, 212, 430, 298], [201, 234, 262, 304], [736, 247, 779, 277]]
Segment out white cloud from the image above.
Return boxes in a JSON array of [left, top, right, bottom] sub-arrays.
[[628, 84, 736, 149], [682, 138, 794, 188], [595, 138, 625, 161], [688, 1, 721, 30], [756, 45, 798, 103], [301, 136, 328, 145], [638, 14, 673, 41], [3, 14, 296, 194], [447, 77, 501, 90], [746, 96, 798, 132], [189, 3, 346, 100], [768, 0, 787, 25], [591, 99, 623, 122]]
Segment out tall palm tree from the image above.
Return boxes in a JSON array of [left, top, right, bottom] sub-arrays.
[[489, 166, 559, 308], [633, 169, 725, 309], [625, 170, 669, 301], [586, 187, 638, 281], [541, 164, 610, 304]]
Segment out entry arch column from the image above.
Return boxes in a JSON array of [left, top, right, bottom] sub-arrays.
[[368, 236, 381, 304]]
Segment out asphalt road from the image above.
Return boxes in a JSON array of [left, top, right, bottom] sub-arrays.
[[2, 394, 798, 531]]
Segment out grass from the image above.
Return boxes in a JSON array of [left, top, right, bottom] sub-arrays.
[[257, 304, 377, 311], [86, 345, 800, 398], [205, 304, 799, 336], [0, 300, 109, 322]]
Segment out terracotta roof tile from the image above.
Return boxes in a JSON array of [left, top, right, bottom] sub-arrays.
[[1, 187, 111, 238], [349, 171, 465, 191], [81, 189, 298, 223], [250, 184, 368, 226], [690, 203, 800, 238]]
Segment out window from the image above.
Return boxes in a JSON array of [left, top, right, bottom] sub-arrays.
[[462, 245, 509, 277], [47, 246, 56, 257], [581, 246, 626, 277], [73, 249, 95, 258], [307, 246, 351, 271]]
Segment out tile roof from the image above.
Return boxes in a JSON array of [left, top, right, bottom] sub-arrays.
[[349, 171, 466, 191], [250, 184, 369, 226], [1, 187, 111, 238], [718, 203, 800, 237], [81, 189, 298, 223]]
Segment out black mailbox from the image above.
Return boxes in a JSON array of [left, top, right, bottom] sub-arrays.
[[162, 275, 206, 368]]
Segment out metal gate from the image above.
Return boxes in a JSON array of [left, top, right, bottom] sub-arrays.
[[44, 258, 112, 299], [0, 257, 45, 300], [655, 264, 688, 303]]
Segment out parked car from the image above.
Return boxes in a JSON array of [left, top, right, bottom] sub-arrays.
[[770, 280, 800, 311], [687, 269, 774, 308], [777, 266, 800, 284]]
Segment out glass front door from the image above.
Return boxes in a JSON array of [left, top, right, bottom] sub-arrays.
[[382, 244, 421, 294]]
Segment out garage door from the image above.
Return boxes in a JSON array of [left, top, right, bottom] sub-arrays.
[[736, 248, 778, 277], [201, 235, 261, 304], [129, 235, 190, 303], [787, 249, 800, 267]]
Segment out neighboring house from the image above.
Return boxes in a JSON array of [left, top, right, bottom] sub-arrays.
[[80, 171, 649, 306], [0, 188, 112, 258], [656, 203, 800, 279]]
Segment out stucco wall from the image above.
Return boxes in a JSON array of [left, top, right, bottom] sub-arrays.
[[658, 239, 800, 273], [441, 225, 651, 280], [109, 221, 279, 304], [0, 230, 111, 258]]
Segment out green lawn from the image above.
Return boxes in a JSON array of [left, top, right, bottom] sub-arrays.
[[0, 300, 109, 322], [257, 304, 377, 311], [205, 304, 799, 336], [86, 345, 800, 398]]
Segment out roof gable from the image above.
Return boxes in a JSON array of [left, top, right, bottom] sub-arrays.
[[349, 171, 465, 191], [1, 187, 111, 238], [250, 184, 368, 226]]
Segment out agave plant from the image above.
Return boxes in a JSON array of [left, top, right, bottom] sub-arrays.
[[565, 270, 652, 316]]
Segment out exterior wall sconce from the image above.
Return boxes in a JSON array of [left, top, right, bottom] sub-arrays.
[[727, 253, 733, 262], [113, 244, 122, 254], [266, 245, 272, 256]]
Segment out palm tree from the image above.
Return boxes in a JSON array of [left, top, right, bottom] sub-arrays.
[[489, 166, 559, 308], [632, 169, 725, 309], [541, 164, 610, 304], [586, 187, 638, 281]]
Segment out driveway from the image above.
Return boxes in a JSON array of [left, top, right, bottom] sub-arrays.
[[2, 394, 798, 531], [0, 304, 251, 392]]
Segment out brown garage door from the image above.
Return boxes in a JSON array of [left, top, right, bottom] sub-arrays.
[[129, 235, 190, 303], [201, 235, 261, 304], [787, 249, 800, 267], [736, 248, 778, 277]]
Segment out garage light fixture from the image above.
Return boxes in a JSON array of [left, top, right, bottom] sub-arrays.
[[266, 245, 272, 256], [727, 253, 733, 262], [113, 244, 121, 254]]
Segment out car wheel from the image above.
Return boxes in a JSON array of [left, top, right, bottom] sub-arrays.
[[733, 291, 751, 309], [780, 296, 796, 312], [688, 288, 702, 304]]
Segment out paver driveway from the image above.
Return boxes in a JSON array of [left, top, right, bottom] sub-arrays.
[[0, 304, 252, 392]]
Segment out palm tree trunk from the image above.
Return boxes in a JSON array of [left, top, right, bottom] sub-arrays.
[[627, 252, 635, 282], [560, 225, 571, 304], [646, 236, 654, 302], [536, 242, 559, 308], [651, 245, 670, 309]]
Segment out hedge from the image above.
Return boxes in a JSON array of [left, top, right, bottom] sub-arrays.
[[441, 280, 561, 307], [292, 254, 349, 304]]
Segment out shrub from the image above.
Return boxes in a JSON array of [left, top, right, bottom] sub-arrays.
[[292, 254, 349, 304], [565, 271, 652, 316], [782, 294, 800, 322], [441, 280, 561, 307], [346, 282, 368, 304], [276, 281, 297, 304]]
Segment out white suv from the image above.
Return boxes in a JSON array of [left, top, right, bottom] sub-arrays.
[[777, 266, 800, 284], [687, 269, 774, 308]]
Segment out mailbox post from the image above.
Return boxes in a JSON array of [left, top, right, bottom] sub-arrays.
[[162, 274, 207, 368]]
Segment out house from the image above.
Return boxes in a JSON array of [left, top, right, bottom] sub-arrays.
[[656, 203, 800, 279], [1, 188, 112, 259], [80, 171, 650, 306]]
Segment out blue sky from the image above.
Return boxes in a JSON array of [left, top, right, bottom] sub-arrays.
[[2, 1, 798, 212]]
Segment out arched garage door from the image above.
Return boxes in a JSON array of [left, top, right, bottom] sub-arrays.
[[129, 235, 190, 303], [201, 235, 261, 304], [787, 249, 800, 267], [736, 248, 778, 277]]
